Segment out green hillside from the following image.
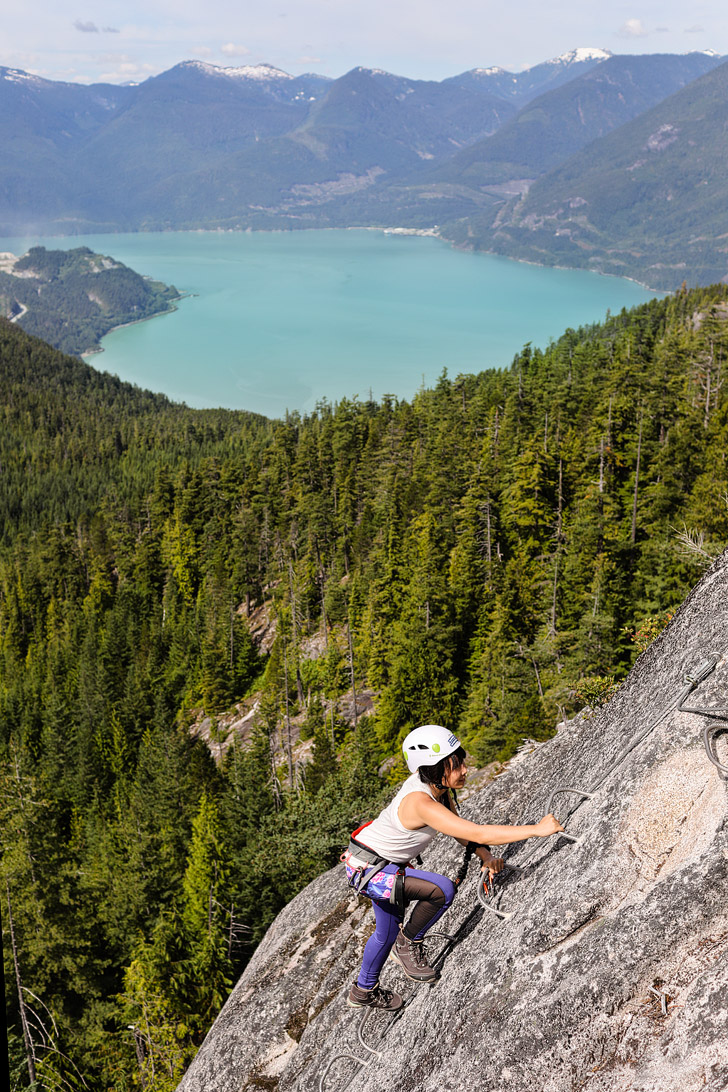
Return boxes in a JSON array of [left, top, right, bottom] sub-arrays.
[[433, 52, 722, 188], [0, 245, 180, 355], [2, 288, 728, 1088], [2, 52, 725, 281], [465, 58, 728, 289]]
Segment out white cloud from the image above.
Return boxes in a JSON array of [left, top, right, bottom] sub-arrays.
[[221, 42, 250, 57], [617, 18, 649, 38], [195, 45, 214, 57], [7, 0, 728, 87], [0, 50, 42, 70], [96, 52, 157, 81], [684, 25, 705, 34], [98, 59, 157, 82]]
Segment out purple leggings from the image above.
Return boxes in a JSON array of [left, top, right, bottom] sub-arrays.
[[357, 864, 455, 989]]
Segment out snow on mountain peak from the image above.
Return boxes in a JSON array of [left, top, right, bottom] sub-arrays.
[[2, 67, 45, 85], [548, 47, 612, 66], [352, 67, 394, 78], [181, 60, 292, 81], [225, 63, 293, 81]]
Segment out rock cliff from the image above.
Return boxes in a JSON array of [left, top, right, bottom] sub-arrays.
[[178, 551, 728, 1092]]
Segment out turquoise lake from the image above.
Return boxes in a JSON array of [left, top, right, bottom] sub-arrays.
[[0, 229, 657, 418]]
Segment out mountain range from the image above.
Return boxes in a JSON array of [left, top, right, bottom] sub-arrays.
[[467, 59, 728, 288], [1, 47, 726, 288]]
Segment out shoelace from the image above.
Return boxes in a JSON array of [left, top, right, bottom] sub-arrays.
[[408, 939, 429, 968]]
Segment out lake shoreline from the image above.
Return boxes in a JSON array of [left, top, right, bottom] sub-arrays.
[[0, 223, 664, 294], [81, 295, 193, 359], [0, 227, 657, 418]]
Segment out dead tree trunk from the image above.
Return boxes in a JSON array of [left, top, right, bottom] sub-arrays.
[[6, 881, 36, 1085], [347, 617, 358, 730], [282, 644, 294, 788], [631, 409, 644, 546]]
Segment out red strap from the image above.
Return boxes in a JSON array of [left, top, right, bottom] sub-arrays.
[[351, 820, 373, 840]]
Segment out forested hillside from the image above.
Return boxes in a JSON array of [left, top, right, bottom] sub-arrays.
[[2, 286, 728, 1089], [466, 59, 728, 289], [0, 246, 180, 356]]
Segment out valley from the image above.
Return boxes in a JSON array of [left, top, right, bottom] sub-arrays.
[[2, 47, 726, 289]]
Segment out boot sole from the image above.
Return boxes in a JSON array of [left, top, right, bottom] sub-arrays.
[[388, 948, 438, 983], [347, 995, 403, 1011]]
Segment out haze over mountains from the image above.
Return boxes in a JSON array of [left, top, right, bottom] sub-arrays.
[[2, 46, 726, 288]]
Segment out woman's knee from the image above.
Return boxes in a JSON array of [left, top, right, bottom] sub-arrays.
[[427, 873, 456, 908], [405, 869, 456, 908], [435, 876, 456, 907]]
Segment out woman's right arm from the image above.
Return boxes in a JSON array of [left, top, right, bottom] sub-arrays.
[[400, 791, 563, 844]]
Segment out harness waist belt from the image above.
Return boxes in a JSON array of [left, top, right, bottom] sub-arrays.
[[346, 835, 412, 915], [347, 835, 409, 868]]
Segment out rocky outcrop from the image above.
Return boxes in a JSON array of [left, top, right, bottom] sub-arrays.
[[178, 552, 728, 1092]]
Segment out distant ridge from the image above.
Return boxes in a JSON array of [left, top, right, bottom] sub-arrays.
[[467, 56, 728, 289], [1, 48, 726, 287]]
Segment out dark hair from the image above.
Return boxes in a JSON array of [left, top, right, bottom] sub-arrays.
[[417, 745, 466, 787]]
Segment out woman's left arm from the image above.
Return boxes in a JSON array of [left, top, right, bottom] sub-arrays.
[[454, 836, 505, 876]]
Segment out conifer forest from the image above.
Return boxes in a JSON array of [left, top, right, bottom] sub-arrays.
[[2, 284, 728, 1089]]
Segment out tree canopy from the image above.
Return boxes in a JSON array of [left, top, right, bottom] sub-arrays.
[[2, 283, 728, 1088]]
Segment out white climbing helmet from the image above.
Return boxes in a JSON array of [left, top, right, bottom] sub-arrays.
[[402, 724, 461, 773]]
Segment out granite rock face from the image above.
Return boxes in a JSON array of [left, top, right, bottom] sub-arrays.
[[178, 552, 728, 1092]]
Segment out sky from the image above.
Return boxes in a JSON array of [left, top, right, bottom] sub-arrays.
[[0, 0, 725, 85]]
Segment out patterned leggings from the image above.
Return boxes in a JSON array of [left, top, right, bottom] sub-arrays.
[[356, 864, 455, 989]]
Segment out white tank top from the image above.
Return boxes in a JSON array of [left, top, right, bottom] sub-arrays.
[[356, 773, 440, 864]]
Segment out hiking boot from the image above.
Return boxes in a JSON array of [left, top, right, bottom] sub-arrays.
[[347, 980, 403, 1011], [389, 927, 438, 982]]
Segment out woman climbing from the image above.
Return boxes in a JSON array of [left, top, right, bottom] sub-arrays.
[[344, 724, 563, 1011]]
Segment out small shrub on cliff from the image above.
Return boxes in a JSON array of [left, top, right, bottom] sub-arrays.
[[574, 675, 619, 718], [625, 612, 674, 656]]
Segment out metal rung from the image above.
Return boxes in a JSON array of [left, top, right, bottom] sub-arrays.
[[480, 900, 515, 921], [545, 785, 595, 814], [356, 1011, 382, 1058], [703, 724, 728, 780], [318, 1051, 369, 1092], [545, 785, 594, 844], [684, 656, 720, 686]]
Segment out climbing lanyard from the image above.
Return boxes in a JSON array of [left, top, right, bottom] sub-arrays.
[[320, 654, 726, 1092]]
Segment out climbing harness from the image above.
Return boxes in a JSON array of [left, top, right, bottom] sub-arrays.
[[343, 822, 422, 916], [320, 653, 726, 1091]]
